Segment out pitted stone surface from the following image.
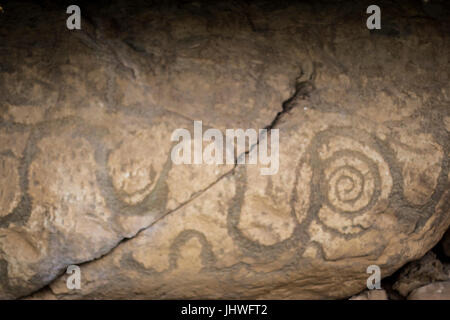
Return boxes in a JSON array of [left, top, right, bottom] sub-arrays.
[[0, 0, 449, 299]]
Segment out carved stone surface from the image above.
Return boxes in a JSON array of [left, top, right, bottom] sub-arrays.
[[0, 0, 449, 299]]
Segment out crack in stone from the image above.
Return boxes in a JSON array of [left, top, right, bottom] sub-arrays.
[[18, 62, 315, 300]]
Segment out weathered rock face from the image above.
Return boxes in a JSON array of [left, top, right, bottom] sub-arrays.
[[392, 252, 449, 297], [350, 289, 388, 300], [408, 281, 450, 300], [1, 0, 449, 299]]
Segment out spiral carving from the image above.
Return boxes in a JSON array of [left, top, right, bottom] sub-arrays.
[[227, 125, 399, 261], [310, 128, 393, 235], [323, 154, 378, 213]]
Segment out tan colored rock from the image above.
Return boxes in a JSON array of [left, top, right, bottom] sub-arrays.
[[408, 281, 450, 300], [1, 0, 450, 299], [30, 101, 449, 299], [350, 290, 388, 300]]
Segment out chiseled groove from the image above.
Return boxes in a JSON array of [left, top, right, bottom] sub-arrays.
[[18, 69, 311, 300]]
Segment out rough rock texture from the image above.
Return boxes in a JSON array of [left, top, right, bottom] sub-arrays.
[[1, 0, 450, 299], [392, 252, 449, 297], [408, 281, 450, 300], [350, 289, 388, 300]]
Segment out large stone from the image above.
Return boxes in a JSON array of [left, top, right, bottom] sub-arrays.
[[408, 281, 450, 300], [1, 0, 450, 299], [28, 102, 450, 299]]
